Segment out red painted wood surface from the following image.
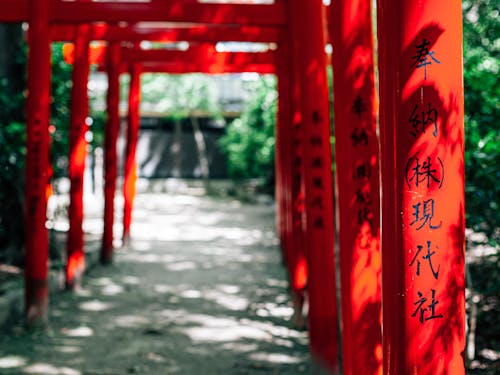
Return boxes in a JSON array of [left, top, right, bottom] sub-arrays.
[[289, 0, 339, 371], [101, 42, 121, 264], [63, 44, 275, 73], [66, 24, 90, 289], [288, 52, 307, 316], [329, 1, 382, 374], [99, 61, 276, 75], [51, 24, 281, 43], [64, 43, 275, 66], [274, 63, 284, 258], [274, 125, 284, 257], [0, 0, 285, 26], [276, 43, 293, 288], [122, 63, 141, 243], [25, 0, 51, 324], [377, 0, 465, 373], [281, 17, 307, 327], [123, 46, 275, 64]]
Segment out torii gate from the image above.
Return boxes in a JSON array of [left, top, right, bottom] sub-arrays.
[[0, 0, 465, 374]]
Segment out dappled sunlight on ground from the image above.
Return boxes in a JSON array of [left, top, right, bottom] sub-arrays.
[[0, 193, 310, 374]]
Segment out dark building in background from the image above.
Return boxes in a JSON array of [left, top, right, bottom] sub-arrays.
[[122, 116, 236, 179]]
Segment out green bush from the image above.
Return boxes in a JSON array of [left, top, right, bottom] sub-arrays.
[[219, 76, 277, 184], [463, 0, 500, 240]]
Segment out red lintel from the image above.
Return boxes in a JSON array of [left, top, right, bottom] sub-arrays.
[[122, 47, 275, 64], [64, 43, 275, 69], [50, 24, 282, 43], [0, 0, 285, 27], [102, 61, 276, 75]]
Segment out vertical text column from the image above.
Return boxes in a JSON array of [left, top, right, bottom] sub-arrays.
[[377, 0, 465, 373], [329, 0, 382, 374], [289, 0, 339, 371]]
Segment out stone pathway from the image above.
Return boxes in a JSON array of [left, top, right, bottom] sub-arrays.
[[0, 193, 310, 374]]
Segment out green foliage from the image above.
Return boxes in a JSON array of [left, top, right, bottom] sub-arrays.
[[50, 42, 73, 178], [141, 73, 221, 118], [0, 26, 25, 260], [219, 76, 276, 182], [463, 0, 500, 239], [0, 39, 74, 260]]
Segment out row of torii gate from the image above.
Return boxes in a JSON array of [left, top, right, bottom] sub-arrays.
[[1, 1, 466, 374]]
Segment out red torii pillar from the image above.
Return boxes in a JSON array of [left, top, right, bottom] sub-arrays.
[[122, 63, 142, 243], [278, 36, 307, 327], [377, 0, 465, 373], [329, 1, 382, 374], [277, 42, 305, 324], [25, 0, 51, 324], [289, 0, 339, 371], [274, 76, 286, 258], [66, 24, 90, 289], [288, 53, 307, 329], [101, 42, 121, 264], [276, 44, 291, 259]]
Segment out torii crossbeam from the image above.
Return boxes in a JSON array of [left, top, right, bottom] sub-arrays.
[[0, 0, 285, 26]]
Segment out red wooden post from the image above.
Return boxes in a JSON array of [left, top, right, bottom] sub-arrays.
[[329, 1, 382, 374], [101, 42, 121, 264], [274, 81, 285, 254], [377, 0, 465, 373], [279, 32, 307, 328], [288, 58, 308, 329], [289, 0, 339, 371], [66, 24, 90, 289], [276, 39, 289, 259], [122, 63, 141, 243], [25, 0, 51, 324], [276, 44, 295, 291]]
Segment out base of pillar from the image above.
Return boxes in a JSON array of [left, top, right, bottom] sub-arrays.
[[100, 249, 113, 265], [65, 253, 85, 291], [25, 277, 48, 327], [122, 232, 130, 247], [309, 315, 339, 374], [65, 273, 83, 292]]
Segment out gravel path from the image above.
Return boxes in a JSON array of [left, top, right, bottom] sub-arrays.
[[0, 193, 311, 374]]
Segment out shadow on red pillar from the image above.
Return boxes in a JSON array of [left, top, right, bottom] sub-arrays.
[[377, 0, 465, 373], [289, 0, 339, 371], [277, 42, 307, 328], [25, 0, 51, 325], [101, 42, 121, 264], [122, 63, 141, 243], [66, 24, 90, 290], [329, 1, 382, 374]]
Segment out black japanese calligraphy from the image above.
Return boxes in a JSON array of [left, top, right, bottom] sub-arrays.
[[410, 198, 442, 230], [409, 240, 440, 280], [353, 160, 372, 180], [351, 95, 368, 119], [351, 127, 369, 147], [409, 102, 438, 138], [405, 156, 444, 189], [411, 289, 444, 323], [411, 38, 441, 80]]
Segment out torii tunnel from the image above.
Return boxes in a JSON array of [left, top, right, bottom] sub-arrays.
[[0, 0, 465, 374]]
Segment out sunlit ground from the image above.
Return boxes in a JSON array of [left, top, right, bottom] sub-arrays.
[[0, 191, 310, 374]]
